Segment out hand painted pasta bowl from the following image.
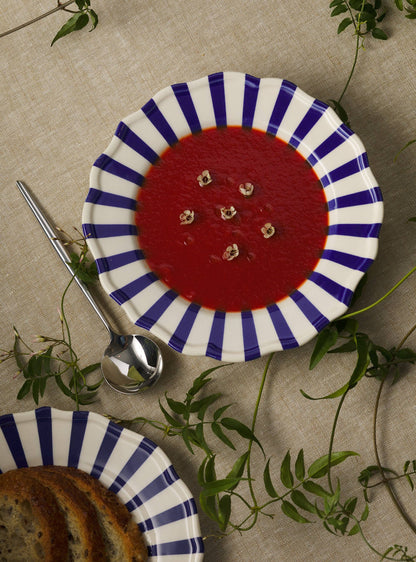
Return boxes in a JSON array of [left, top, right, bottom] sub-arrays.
[[0, 407, 203, 561], [82, 71, 383, 362]]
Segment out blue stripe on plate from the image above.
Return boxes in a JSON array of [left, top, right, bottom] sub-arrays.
[[171, 82, 202, 133], [242, 310, 260, 361], [82, 223, 138, 239], [149, 537, 204, 556], [321, 249, 373, 272], [93, 153, 144, 186], [267, 303, 298, 349], [168, 302, 201, 353], [0, 414, 28, 468], [206, 310, 225, 360], [308, 123, 353, 167], [85, 188, 137, 210], [95, 249, 145, 274], [127, 466, 179, 510], [141, 498, 198, 532], [320, 153, 369, 187], [110, 272, 158, 305], [290, 290, 329, 332], [309, 271, 353, 305], [109, 436, 158, 494], [327, 223, 382, 238], [68, 411, 89, 467], [141, 98, 178, 146], [90, 420, 124, 479], [136, 289, 179, 331], [114, 121, 159, 164], [242, 73, 261, 128], [208, 72, 227, 127], [267, 79, 297, 136], [36, 407, 53, 466], [327, 187, 382, 211], [289, 99, 328, 149]]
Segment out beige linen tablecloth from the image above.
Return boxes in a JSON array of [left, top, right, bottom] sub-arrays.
[[1, 2, 416, 560]]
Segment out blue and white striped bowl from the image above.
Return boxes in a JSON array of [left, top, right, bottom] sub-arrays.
[[0, 408, 203, 561], [82, 71, 383, 362]]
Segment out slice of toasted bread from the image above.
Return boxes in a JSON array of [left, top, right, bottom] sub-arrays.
[[21, 466, 106, 561], [0, 469, 68, 561], [43, 465, 148, 562]]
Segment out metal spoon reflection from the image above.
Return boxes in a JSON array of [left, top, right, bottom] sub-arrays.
[[16, 180, 163, 394]]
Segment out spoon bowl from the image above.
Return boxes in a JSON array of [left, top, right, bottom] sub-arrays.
[[102, 333, 163, 393], [16, 180, 164, 394]]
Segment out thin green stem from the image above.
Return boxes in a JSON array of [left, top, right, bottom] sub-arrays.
[[243, 353, 275, 530], [337, 1, 363, 106], [0, 1, 76, 39], [340, 265, 416, 320], [327, 390, 349, 493], [372, 345, 416, 534]]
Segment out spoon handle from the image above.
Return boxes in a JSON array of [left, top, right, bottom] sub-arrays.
[[16, 180, 113, 337]]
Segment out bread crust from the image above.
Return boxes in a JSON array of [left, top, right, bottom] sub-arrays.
[[0, 469, 69, 561], [42, 465, 148, 562], [20, 466, 106, 561]]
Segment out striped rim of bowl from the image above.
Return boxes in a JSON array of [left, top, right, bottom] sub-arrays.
[[82, 71, 383, 362]]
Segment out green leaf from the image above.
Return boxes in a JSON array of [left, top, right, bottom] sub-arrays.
[[290, 490, 319, 515], [198, 490, 218, 522], [221, 417, 264, 455], [197, 457, 208, 486], [395, 0, 404, 9], [329, 0, 344, 7], [181, 427, 195, 455], [205, 455, 217, 483], [348, 523, 360, 535], [89, 9, 99, 30], [201, 477, 241, 496], [218, 495, 231, 531], [263, 458, 279, 498], [79, 362, 100, 377], [281, 500, 311, 523], [338, 17, 353, 32], [159, 401, 183, 428], [55, 374, 75, 398], [213, 403, 233, 421], [280, 451, 294, 489], [300, 382, 349, 401], [32, 378, 40, 405], [328, 99, 350, 126], [348, 335, 370, 388], [361, 502, 369, 521], [17, 380, 32, 400], [186, 364, 227, 400], [227, 452, 249, 491], [166, 396, 187, 415], [349, 0, 364, 9], [344, 496, 358, 515], [371, 27, 388, 39], [309, 325, 338, 369], [190, 393, 222, 419], [308, 451, 358, 478], [331, 4, 348, 16], [51, 12, 89, 46], [328, 339, 357, 354], [302, 480, 331, 498], [211, 421, 236, 450], [295, 449, 305, 481]]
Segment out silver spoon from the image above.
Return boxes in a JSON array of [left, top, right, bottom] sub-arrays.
[[16, 180, 163, 394]]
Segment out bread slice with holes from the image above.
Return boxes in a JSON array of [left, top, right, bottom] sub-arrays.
[[20, 466, 107, 561], [0, 469, 69, 561], [41, 465, 148, 562]]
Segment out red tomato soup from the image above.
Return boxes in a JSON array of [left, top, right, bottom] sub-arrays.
[[136, 127, 328, 311]]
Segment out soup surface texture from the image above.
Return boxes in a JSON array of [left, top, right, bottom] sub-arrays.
[[136, 126, 328, 311]]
